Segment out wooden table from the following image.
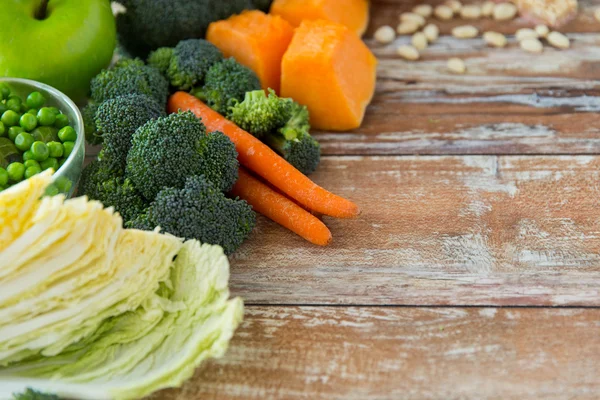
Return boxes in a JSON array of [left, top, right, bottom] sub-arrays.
[[148, 1, 600, 398]]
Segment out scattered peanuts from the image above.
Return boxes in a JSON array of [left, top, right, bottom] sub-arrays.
[[397, 45, 420, 61], [515, 28, 538, 41], [460, 5, 481, 19], [434, 5, 454, 20], [413, 4, 433, 18], [520, 37, 544, 53], [412, 32, 429, 50], [547, 31, 570, 49], [446, 0, 462, 14], [423, 24, 440, 43], [483, 31, 507, 47], [447, 57, 467, 74], [535, 25, 549, 38], [397, 21, 420, 35], [493, 3, 517, 21], [400, 12, 426, 27], [481, 1, 495, 17], [374, 25, 396, 44], [452, 25, 479, 39], [595, 8, 600, 23]]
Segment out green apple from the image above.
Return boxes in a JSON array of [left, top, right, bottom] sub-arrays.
[[0, 0, 116, 102]]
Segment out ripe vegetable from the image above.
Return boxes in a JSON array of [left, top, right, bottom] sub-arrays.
[[232, 168, 332, 246], [280, 20, 377, 131], [90, 58, 169, 106], [94, 94, 165, 175], [207, 10, 294, 92], [126, 111, 239, 199], [168, 92, 360, 218], [271, 0, 370, 36], [0, 173, 243, 400], [114, 0, 255, 57], [139, 175, 256, 255], [229, 89, 291, 139], [146, 47, 174, 76], [192, 58, 261, 116]]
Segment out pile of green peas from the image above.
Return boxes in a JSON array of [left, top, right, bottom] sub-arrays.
[[0, 82, 77, 193]]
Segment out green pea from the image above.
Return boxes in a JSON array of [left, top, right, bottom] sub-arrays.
[[20, 113, 37, 132], [37, 107, 56, 126], [0, 83, 10, 100], [6, 97, 21, 113], [15, 132, 34, 151], [58, 126, 77, 142], [8, 126, 24, 142], [62, 141, 75, 158], [20, 103, 28, 113], [24, 165, 42, 179], [54, 176, 72, 192], [7, 162, 25, 182], [27, 108, 38, 115], [0, 121, 5, 137], [48, 107, 61, 115], [30, 141, 49, 161], [0, 167, 8, 186], [26, 91, 45, 109], [1, 110, 20, 127], [24, 159, 40, 169], [22, 150, 34, 161], [54, 114, 69, 129], [44, 184, 60, 197], [0, 103, 7, 115], [47, 141, 64, 158], [40, 157, 59, 171]]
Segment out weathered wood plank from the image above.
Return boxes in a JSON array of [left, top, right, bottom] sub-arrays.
[[230, 155, 600, 306], [313, 0, 600, 156], [151, 306, 600, 400]]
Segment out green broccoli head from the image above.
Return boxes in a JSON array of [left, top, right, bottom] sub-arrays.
[[229, 89, 291, 138], [264, 102, 321, 175], [90, 58, 169, 106], [145, 175, 255, 254], [166, 39, 223, 91], [147, 47, 174, 76], [126, 212, 155, 231], [81, 103, 102, 146], [115, 0, 254, 58], [126, 111, 239, 200], [12, 388, 61, 400], [195, 58, 261, 116], [79, 160, 149, 224], [95, 94, 165, 176]]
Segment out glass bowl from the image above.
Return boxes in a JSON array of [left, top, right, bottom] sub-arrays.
[[0, 77, 85, 197]]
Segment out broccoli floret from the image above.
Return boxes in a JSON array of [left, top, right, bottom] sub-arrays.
[[144, 175, 255, 254], [126, 111, 239, 200], [194, 58, 261, 117], [265, 102, 321, 175], [165, 39, 223, 91], [126, 212, 154, 231], [147, 47, 173, 76], [115, 0, 254, 58], [81, 103, 102, 145], [90, 58, 169, 106], [94, 94, 165, 175], [79, 160, 149, 224], [229, 89, 290, 138], [12, 388, 61, 400]]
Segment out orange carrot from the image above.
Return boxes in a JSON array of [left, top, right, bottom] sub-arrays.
[[168, 92, 360, 219], [232, 168, 332, 246]]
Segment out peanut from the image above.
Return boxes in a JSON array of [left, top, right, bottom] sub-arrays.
[[515, 28, 538, 41], [413, 4, 433, 18], [520, 38, 544, 53], [483, 31, 507, 48], [547, 31, 570, 49], [423, 24, 440, 43], [595, 8, 600, 23], [434, 5, 454, 20], [481, 1, 495, 17], [397, 20, 420, 35], [447, 57, 466, 74], [446, 0, 462, 14], [493, 3, 517, 21], [374, 25, 396, 44], [535, 25, 549, 38], [452, 25, 479, 39], [397, 45, 420, 61], [400, 12, 426, 27], [460, 5, 482, 19], [412, 32, 429, 50]]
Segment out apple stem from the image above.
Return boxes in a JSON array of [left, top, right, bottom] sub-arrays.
[[35, 0, 49, 20]]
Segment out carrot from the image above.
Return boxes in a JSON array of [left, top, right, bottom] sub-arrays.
[[232, 168, 332, 246], [168, 92, 360, 219]]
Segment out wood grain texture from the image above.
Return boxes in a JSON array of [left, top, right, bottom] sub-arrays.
[[230, 155, 600, 306], [314, 0, 600, 156], [150, 306, 600, 400]]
